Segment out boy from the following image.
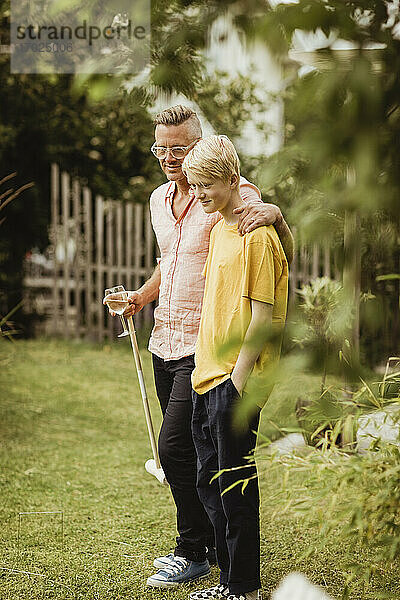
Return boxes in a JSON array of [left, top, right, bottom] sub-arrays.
[[182, 135, 288, 600]]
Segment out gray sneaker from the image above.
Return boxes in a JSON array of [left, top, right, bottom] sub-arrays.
[[154, 547, 217, 568], [146, 556, 210, 588]]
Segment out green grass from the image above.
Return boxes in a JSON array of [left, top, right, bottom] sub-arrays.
[[0, 339, 399, 599]]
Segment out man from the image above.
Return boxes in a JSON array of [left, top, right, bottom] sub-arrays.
[[122, 105, 293, 588]]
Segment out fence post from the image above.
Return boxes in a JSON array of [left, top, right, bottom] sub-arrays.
[[95, 195, 104, 342], [51, 164, 60, 336], [343, 210, 361, 360], [72, 178, 81, 336], [105, 200, 115, 340], [61, 171, 70, 338], [83, 186, 94, 337], [134, 203, 143, 328], [323, 244, 331, 279], [125, 202, 133, 286], [144, 206, 155, 324]]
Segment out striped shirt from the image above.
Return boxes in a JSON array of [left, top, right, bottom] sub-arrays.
[[148, 177, 261, 360]]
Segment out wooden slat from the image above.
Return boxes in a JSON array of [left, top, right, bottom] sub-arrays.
[[145, 205, 154, 277], [134, 203, 143, 291], [115, 202, 126, 339], [72, 179, 81, 336], [125, 202, 133, 304], [323, 244, 331, 279], [61, 171, 70, 338], [83, 187, 93, 336], [299, 245, 307, 288], [125, 203, 133, 276], [334, 258, 341, 282], [96, 195, 104, 341], [51, 164, 60, 335], [133, 203, 143, 327], [106, 200, 114, 268], [104, 201, 113, 340], [116, 202, 123, 283], [312, 243, 319, 279], [143, 205, 155, 325]]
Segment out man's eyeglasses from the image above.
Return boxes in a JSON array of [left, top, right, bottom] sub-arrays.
[[150, 139, 200, 160]]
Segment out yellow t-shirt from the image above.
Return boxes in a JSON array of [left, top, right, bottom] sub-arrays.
[[191, 220, 288, 398]]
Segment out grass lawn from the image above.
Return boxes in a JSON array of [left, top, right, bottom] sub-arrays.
[[1, 339, 399, 599]]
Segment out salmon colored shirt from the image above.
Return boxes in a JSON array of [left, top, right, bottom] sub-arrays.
[[148, 177, 261, 361]]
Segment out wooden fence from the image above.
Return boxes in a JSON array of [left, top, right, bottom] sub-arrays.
[[23, 164, 156, 341], [23, 164, 338, 341], [289, 237, 340, 298]]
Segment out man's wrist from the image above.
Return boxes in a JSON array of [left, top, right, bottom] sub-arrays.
[[273, 207, 283, 226], [138, 284, 159, 305]]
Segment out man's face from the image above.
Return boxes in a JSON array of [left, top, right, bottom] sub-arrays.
[[154, 122, 199, 182], [187, 176, 233, 214]]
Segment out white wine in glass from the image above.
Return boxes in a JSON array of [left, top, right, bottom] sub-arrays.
[[104, 285, 130, 338]]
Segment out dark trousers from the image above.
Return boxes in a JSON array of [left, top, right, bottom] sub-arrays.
[[192, 377, 261, 595], [152, 353, 215, 562]]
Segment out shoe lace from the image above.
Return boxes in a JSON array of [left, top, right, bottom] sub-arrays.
[[162, 556, 189, 576]]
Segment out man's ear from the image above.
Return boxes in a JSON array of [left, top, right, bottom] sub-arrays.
[[230, 173, 239, 188]]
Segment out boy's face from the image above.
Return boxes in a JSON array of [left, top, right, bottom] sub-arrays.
[[188, 176, 234, 214]]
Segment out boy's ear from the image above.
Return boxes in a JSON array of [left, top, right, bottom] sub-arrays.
[[230, 173, 239, 188]]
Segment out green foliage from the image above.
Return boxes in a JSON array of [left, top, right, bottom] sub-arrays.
[[360, 213, 400, 365], [236, 0, 400, 365], [194, 70, 268, 141], [265, 442, 400, 574], [255, 365, 400, 594], [294, 277, 356, 393], [0, 174, 33, 337], [295, 370, 399, 451], [296, 277, 347, 347]]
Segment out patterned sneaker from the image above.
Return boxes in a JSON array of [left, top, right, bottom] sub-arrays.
[[146, 556, 210, 588], [154, 547, 217, 569], [226, 590, 262, 600], [189, 584, 230, 599]]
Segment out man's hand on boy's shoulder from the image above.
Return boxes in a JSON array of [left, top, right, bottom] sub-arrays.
[[234, 202, 295, 264], [234, 202, 282, 236]]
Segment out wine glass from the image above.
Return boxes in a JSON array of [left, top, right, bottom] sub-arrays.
[[104, 285, 130, 338]]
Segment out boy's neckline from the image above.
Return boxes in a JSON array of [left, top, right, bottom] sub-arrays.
[[221, 219, 239, 231]]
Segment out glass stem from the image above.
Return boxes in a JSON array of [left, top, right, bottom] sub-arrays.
[[119, 315, 128, 333]]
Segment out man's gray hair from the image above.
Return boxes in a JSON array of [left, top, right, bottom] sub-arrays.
[[154, 105, 202, 137]]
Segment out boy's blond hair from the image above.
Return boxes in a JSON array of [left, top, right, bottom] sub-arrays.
[[182, 135, 240, 184]]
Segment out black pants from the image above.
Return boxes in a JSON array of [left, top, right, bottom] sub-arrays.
[[192, 377, 261, 595], [152, 353, 215, 562]]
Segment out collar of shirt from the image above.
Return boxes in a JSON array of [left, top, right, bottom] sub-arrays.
[[165, 181, 196, 224]]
